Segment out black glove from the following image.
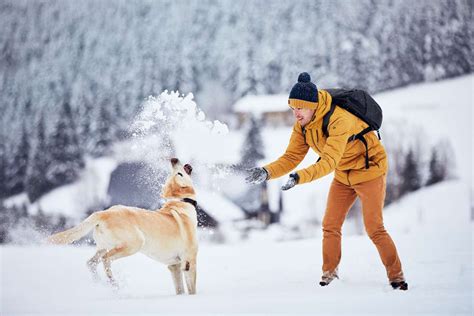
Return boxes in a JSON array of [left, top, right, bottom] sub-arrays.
[[245, 167, 268, 184], [281, 172, 299, 191]]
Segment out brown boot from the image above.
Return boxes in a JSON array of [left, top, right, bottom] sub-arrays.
[[390, 281, 408, 290], [319, 269, 339, 286]]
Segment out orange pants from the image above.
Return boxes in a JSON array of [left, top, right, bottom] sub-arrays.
[[322, 176, 404, 282]]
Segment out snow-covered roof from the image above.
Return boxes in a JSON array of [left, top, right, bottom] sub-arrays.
[[3, 193, 29, 209], [29, 157, 118, 219], [196, 189, 244, 222], [233, 94, 290, 115]]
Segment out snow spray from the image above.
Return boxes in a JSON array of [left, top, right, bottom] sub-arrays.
[[129, 91, 236, 199]]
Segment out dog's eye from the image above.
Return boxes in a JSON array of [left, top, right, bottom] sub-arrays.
[[177, 172, 183, 177]]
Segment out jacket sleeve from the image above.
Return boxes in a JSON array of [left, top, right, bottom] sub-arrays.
[[295, 117, 353, 184], [263, 123, 309, 179]]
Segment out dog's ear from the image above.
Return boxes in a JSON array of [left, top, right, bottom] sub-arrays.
[[184, 164, 193, 175]]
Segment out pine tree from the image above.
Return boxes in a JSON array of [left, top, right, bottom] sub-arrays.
[[92, 99, 114, 157], [426, 147, 448, 186], [240, 117, 265, 168], [0, 142, 7, 198], [46, 101, 85, 187], [239, 116, 268, 219], [5, 125, 30, 196], [26, 115, 53, 202], [399, 148, 422, 196], [74, 90, 94, 155], [80, 102, 92, 154], [384, 140, 406, 205]]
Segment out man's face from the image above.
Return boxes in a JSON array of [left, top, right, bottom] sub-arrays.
[[291, 107, 315, 127]]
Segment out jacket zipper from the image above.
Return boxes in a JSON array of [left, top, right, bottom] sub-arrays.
[[310, 129, 321, 153]]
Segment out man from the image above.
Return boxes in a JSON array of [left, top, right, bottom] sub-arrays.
[[245, 72, 407, 290]]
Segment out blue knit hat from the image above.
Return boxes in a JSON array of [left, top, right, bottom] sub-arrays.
[[288, 72, 318, 109]]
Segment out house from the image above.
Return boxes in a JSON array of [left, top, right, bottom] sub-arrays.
[[233, 94, 293, 128]]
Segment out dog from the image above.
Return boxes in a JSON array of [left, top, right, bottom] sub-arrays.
[[48, 158, 198, 295]]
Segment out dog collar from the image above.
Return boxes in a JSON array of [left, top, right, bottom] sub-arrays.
[[182, 198, 197, 208]]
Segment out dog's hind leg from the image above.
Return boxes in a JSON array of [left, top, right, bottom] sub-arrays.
[[87, 249, 106, 281], [168, 263, 185, 295], [101, 244, 141, 288]]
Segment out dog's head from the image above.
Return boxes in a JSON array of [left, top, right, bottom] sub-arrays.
[[161, 158, 196, 199]]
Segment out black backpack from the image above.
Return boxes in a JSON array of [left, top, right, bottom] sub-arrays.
[[321, 89, 383, 169]]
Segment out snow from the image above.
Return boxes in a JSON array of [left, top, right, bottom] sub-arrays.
[[173, 130, 244, 165], [131, 91, 240, 165], [1, 180, 472, 315], [383, 180, 471, 234], [133, 91, 229, 138]]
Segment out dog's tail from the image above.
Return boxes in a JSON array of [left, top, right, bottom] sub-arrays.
[[47, 212, 101, 245]]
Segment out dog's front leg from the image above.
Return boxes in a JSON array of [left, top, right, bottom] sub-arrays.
[[168, 263, 185, 295]]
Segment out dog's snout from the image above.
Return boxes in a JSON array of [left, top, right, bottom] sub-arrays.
[[170, 158, 179, 166]]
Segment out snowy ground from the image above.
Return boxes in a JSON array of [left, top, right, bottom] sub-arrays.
[[1, 76, 472, 315], [1, 179, 472, 315]]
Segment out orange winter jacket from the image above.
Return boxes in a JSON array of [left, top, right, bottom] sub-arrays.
[[264, 89, 388, 186]]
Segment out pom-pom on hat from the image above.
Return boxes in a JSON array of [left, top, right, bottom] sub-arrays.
[[288, 72, 318, 109]]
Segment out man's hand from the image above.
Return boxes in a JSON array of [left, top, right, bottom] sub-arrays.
[[245, 167, 268, 184], [281, 173, 299, 191]]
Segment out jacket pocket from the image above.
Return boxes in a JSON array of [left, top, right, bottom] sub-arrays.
[[342, 141, 363, 159]]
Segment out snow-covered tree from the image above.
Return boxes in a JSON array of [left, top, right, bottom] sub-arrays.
[[239, 116, 268, 218], [91, 99, 115, 157], [426, 144, 449, 186], [25, 114, 52, 202], [5, 125, 30, 196], [46, 101, 84, 187], [0, 142, 7, 198], [400, 148, 422, 196], [240, 117, 265, 169]]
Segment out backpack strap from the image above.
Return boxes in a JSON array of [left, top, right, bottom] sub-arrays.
[[317, 103, 336, 163], [348, 127, 373, 169], [322, 103, 336, 138]]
